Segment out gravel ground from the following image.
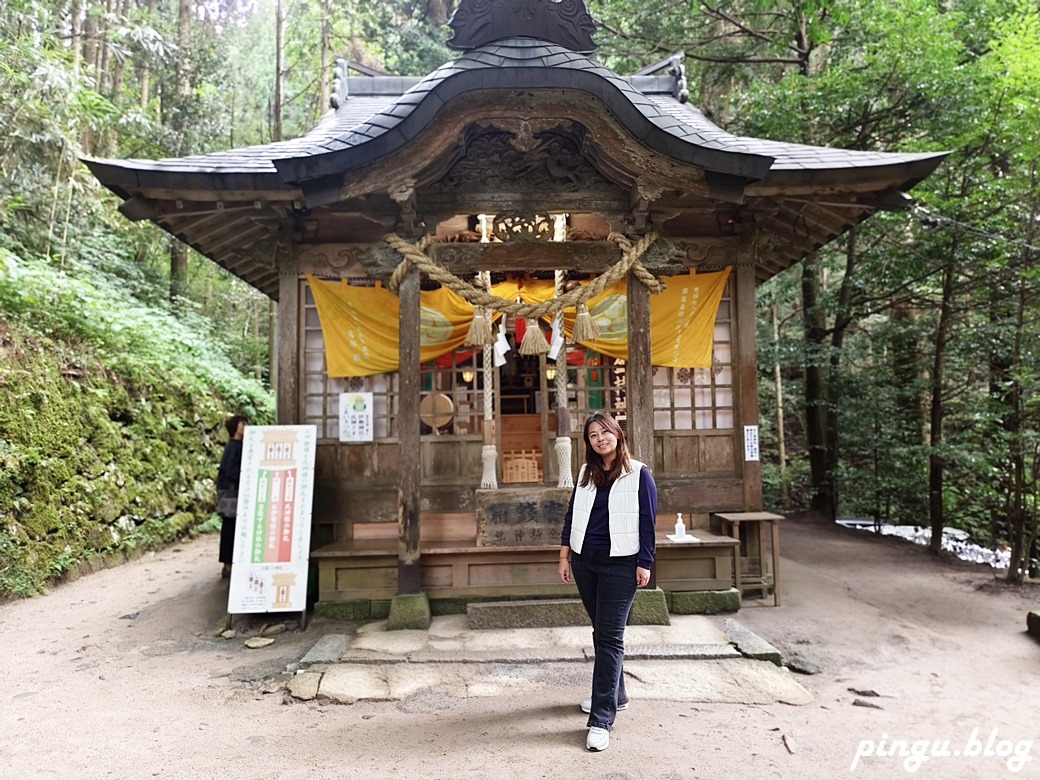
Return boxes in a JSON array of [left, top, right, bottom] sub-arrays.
[[1, 514, 1037, 780]]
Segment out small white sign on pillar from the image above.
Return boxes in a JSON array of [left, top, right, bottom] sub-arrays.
[[743, 425, 760, 462]]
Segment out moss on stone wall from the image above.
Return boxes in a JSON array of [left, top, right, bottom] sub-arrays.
[[0, 325, 272, 598]]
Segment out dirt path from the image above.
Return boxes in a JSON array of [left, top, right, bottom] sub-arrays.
[[1, 515, 1037, 780]]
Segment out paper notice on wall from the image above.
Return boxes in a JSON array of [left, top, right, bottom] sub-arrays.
[[339, 392, 373, 442], [744, 425, 760, 462], [227, 425, 316, 615]]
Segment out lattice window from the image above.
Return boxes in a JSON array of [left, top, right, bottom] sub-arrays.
[[546, 347, 628, 422], [302, 280, 398, 440], [652, 279, 734, 431]]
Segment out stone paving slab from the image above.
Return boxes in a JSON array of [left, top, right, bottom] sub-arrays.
[[721, 618, 783, 666], [316, 658, 811, 706], [288, 670, 323, 701], [299, 634, 350, 668], [343, 614, 728, 660], [302, 612, 807, 707], [622, 659, 813, 706], [407, 647, 583, 664], [623, 643, 740, 660], [318, 662, 585, 703]]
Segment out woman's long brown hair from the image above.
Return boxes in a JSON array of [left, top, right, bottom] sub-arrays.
[[579, 412, 632, 489]]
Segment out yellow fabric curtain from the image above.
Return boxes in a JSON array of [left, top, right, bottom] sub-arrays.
[[306, 268, 731, 377]]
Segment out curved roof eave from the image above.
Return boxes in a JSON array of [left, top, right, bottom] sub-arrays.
[[751, 151, 951, 194], [271, 38, 777, 186], [82, 157, 297, 199]]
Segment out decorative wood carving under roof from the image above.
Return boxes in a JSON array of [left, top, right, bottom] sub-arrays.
[[448, 0, 598, 54]]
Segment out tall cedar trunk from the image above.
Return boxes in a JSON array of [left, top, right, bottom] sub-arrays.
[[1005, 278, 1026, 583], [105, 0, 131, 156], [70, 0, 83, 74], [169, 0, 192, 300], [890, 304, 927, 523], [987, 279, 1015, 569], [97, 0, 113, 92], [273, 0, 285, 142], [823, 228, 858, 513], [319, 0, 331, 115], [928, 256, 956, 553], [81, 3, 100, 154], [1005, 177, 1038, 582], [174, 0, 191, 153], [139, 0, 156, 110], [108, 0, 131, 99], [83, 5, 98, 76], [771, 303, 789, 507], [795, 9, 834, 516], [802, 255, 834, 518]]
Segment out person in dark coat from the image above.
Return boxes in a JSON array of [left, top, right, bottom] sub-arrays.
[[217, 415, 248, 578]]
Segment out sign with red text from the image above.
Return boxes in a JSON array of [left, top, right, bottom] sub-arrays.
[[227, 425, 316, 615]]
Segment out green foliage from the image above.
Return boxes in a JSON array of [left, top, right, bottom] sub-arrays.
[[0, 247, 272, 597], [747, 0, 1040, 570]]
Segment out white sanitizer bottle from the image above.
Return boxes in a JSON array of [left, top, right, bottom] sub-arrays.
[[675, 513, 686, 538]]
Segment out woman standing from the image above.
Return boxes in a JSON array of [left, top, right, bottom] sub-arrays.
[[558, 411, 657, 752], [217, 414, 248, 578]]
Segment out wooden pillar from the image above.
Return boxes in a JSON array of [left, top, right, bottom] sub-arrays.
[[626, 272, 654, 468], [735, 257, 763, 510], [397, 265, 422, 594], [628, 270, 655, 589], [276, 261, 299, 426]]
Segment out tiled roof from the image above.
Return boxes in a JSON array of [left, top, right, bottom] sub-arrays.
[[272, 37, 774, 184], [646, 97, 942, 173], [86, 36, 944, 191]]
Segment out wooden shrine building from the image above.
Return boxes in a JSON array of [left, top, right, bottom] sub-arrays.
[[85, 0, 945, 622]]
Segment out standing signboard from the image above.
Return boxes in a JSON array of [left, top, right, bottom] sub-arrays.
[[227, 425, 316, 615]]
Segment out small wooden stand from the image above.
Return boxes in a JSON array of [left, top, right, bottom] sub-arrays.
[[712, 511, 782, 606]]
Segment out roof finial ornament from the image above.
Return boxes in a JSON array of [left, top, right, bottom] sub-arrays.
[[331, 59, 349, 109], [447, 0, 597, 53]]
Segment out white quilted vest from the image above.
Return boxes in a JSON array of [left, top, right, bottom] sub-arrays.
[[569, 459, 644, 557]]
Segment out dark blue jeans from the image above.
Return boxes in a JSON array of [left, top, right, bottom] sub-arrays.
[[571, 549, 637, 730]]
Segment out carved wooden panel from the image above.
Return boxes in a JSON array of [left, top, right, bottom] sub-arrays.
[[296, 244, 369, 278], [434, 130, 614, 194]]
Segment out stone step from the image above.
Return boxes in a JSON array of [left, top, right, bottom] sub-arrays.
[[467, 598, 588, 629], [466, 589, 671, 629]]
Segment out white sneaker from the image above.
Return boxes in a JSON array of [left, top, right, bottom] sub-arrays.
[[580, 697, 630, 714], [586, 727, 610, 752]]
